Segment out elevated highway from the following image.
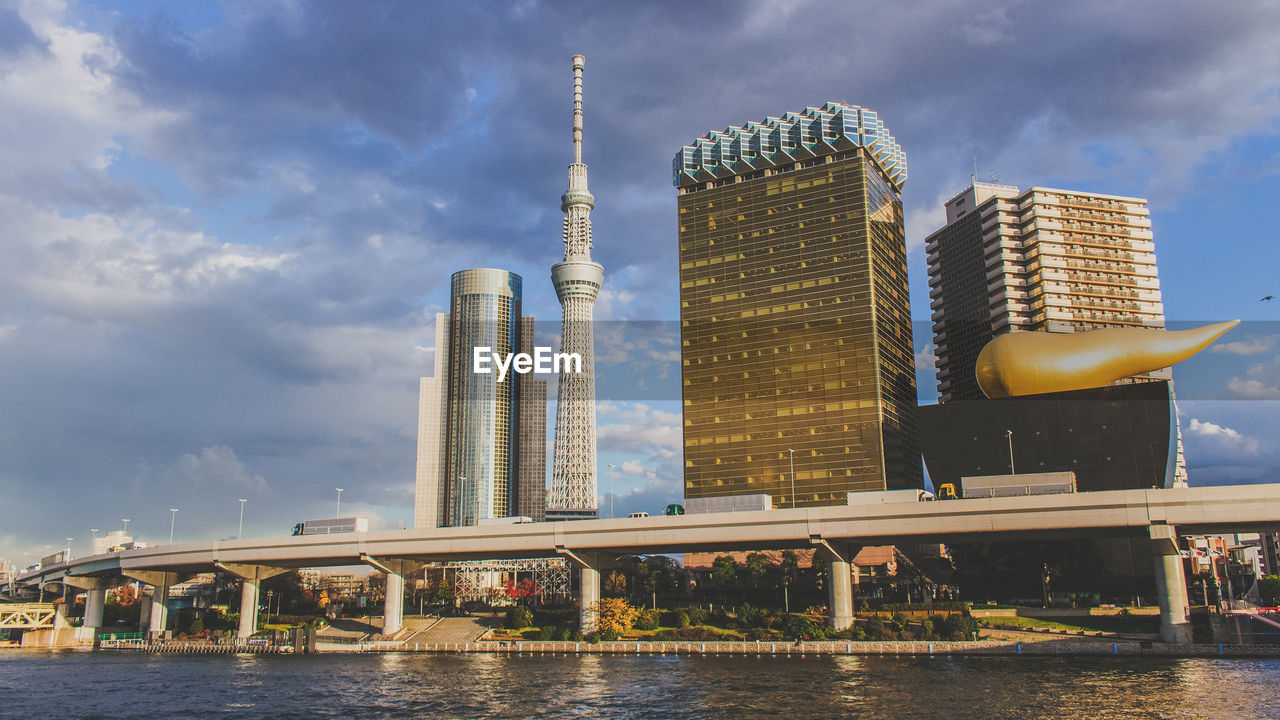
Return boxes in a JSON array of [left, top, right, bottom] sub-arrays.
[[18, 484, 1280, 643]]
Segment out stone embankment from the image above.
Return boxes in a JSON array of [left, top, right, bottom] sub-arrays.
[[93, 637, 1280, 657]]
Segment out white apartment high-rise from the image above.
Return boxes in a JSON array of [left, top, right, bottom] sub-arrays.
[[925, 181, 1187, 484], [927, 182, 1166, 402]]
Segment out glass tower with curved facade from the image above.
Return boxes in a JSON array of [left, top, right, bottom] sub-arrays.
[[414, 268, 547, 527]]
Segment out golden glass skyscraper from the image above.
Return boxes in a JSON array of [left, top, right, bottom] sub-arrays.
[[674, 102, 921, 508]]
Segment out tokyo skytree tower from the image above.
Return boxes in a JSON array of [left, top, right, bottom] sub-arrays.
[[548, 55, 603, 517]]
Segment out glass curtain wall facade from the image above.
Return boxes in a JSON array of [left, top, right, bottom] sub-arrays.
[[675, 103, 921, 508], [445, 269, 523, 526], [517, 315, 547, 521]]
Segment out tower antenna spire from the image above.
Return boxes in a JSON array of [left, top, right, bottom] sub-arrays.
[[572, 55, 584, 164]]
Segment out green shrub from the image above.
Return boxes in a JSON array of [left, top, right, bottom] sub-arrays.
[[634, 608, 660, 631], [676, 610, 691, 628], [890, 613, 910, 635], [536, 626, 556, 640], [652, 626, 738, 641], [780, 614, 816, 639], [738, 603, 770, 629], [685, 606, 708, 626], [505, 605, 534, 629], [944, 614, 980, 640], [865, 615, 891, 640]]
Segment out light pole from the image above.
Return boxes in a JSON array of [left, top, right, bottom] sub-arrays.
[[169, 508, 179, 544], [65, 538, 73, 561], [121, 518, 130, 535], [237, 499, 247, 539], [607, 464, 617, 519], [89, 529, 98, 556], [787, 448, 796, 509], [336, 488, 344, 517], [1006, 430, 1015, 474]]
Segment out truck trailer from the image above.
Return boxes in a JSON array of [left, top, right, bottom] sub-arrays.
[[684, 494, 773, 514], [846, 489, 936, 505], [959, 471, 1076, 499], [291, 516, 370, 535]]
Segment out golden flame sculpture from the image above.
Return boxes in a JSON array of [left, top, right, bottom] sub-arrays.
[[975, 320, 1239, 399]]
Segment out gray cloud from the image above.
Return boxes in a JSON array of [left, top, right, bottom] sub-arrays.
[[4, 0, 1280, 558]]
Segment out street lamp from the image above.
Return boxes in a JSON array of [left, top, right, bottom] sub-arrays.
[[336, 488, 344, 517], [1006, 430, 1015, 475], [65, 538, 73, 561], [121, 518, 131, 535], [237, 499, 247, 539], [607, 464, 617, 519], [89, 529, 98, 556], [787, 448, 796, 509], [169, 508, 179, 544]]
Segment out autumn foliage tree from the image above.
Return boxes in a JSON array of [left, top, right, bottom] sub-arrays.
[[591, 598, 639, 637], [504, 578, 543, 605]]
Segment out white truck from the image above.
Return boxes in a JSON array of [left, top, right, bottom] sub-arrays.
[[959, 471, 1076, 499], [846, 489, 936, 505], [685, 494, 773, 514], [291, 516, 370, 535], [476, 516, 534, 526]]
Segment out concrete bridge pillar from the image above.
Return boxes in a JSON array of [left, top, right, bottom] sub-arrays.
[[557, 547, 604, 634], [215, 563, 288, 639], [125, 571, 182, 640], [1150, 525, 1193, 644], [811, 537, 854, 630], [361, 556, 424, 636], [62, 576, 112, 638], [84, 586, 106, 631]]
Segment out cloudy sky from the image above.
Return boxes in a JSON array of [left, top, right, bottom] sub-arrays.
[[3, 0, 1279, 564]]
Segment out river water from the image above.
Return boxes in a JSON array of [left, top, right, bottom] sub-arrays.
[[2, 651, 1278, 719]]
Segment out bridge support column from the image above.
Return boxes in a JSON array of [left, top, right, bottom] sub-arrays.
[[84, 586, 106, 631], [811, 536, 854, 630], [125, 571, 182, 640], [215, 563, 288, 639], [63, 576, 112, 639], [1150, 525, 1193, 644], [557, 547, 604, 634], [361, 556, 425, 636]]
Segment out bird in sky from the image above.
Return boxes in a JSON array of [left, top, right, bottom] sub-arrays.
[[1263, 296, 1275, 301]]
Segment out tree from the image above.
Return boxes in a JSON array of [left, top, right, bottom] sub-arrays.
[[1260, 575, 1280, 606], [745, 553, 770, 594], [505, 605, 534, 629], [592, 598, 639, 636], [708, 555, 740, 602], [430, 578, 454, 605], [604, 570, 628, 597], [262, 570, 310, 614], [780, 550, 800, 612], [504, 578, 542, 605]]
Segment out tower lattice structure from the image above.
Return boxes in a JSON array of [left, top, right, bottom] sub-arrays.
[[548, 55, 603, 515]]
